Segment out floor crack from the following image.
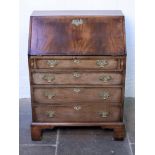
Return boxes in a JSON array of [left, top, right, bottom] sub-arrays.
[[55, 129, 60, 155], [127, 133, 134, 155]]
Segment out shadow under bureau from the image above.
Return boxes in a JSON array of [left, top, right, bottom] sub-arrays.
[[28, 10, 126, 141]]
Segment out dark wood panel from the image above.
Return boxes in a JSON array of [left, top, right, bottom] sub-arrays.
[[29, 16, 125, 55]]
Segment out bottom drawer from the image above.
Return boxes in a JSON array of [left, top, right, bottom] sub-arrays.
[[33, 104, 121, 122]]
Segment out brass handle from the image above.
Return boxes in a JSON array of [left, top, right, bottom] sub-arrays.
[[73, 88, 81, 93], [96, 60, 108, 68], [99, 75, 112, 82], [47, 60, 59, 67], [99, 112, 109, 118], [46, 111, 55, 118], [99, 91, 110, 100], [72, 19, 84, 26], [44, 91, 55, 99], [73, 72, 81, 78], [42, 74, 55, 83], [74, 105, 81, 111]]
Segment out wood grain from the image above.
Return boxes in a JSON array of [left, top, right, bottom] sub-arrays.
[[36, 58, 119, 70], [28, 10, 127, 141], [29, 14, 125, 55], [33, 104, 121, 122], [33, 87, 122, 103], [32, 72, 123, 85]]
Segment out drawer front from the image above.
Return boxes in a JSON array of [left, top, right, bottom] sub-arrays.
[[32, 72, 122, 85], [33, 87, 122, 104], [33, 104, 121, 122], [34, 58, 119, 70]]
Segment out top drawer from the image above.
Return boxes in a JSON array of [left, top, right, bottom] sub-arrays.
[[29, 56, 124, 70]]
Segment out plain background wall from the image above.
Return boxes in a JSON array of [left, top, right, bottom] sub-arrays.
[[19, 0, 135, 98]]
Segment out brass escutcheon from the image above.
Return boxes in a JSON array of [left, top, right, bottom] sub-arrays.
[[73, 59, 80, 64], [72, 19, 84, 26], [72, 57, 80, 64]]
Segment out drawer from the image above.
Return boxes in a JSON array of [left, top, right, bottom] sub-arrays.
[[32, 71, 123, 85], [33, 104, 121, 122], [33, 87, 122, 104], [32, 57, 120, 70]]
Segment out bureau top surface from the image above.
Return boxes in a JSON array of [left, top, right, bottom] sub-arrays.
[[31, 10, 124, 16], [28, 10, 126, 56]]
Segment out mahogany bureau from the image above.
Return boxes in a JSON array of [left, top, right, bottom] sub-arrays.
[[28, 10, 126, 141]]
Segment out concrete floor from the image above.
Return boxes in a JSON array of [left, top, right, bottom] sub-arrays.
[[19, 98, 135, 155]]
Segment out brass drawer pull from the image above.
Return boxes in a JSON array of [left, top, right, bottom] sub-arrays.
[[99, 91, 110, 100], [42, 74, 55, 83], [99, 75, 112, 82], [46, 111, 55, 118], [73, 72, 81, 78], [99, 112, 109, 118], [74, 105, 81, 111], [72, 19, 84, 26], [47, 60, 59, 67], [44, 91, 56, 99], [73, 88, 81, 93], [96, 60, 108, 68]]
